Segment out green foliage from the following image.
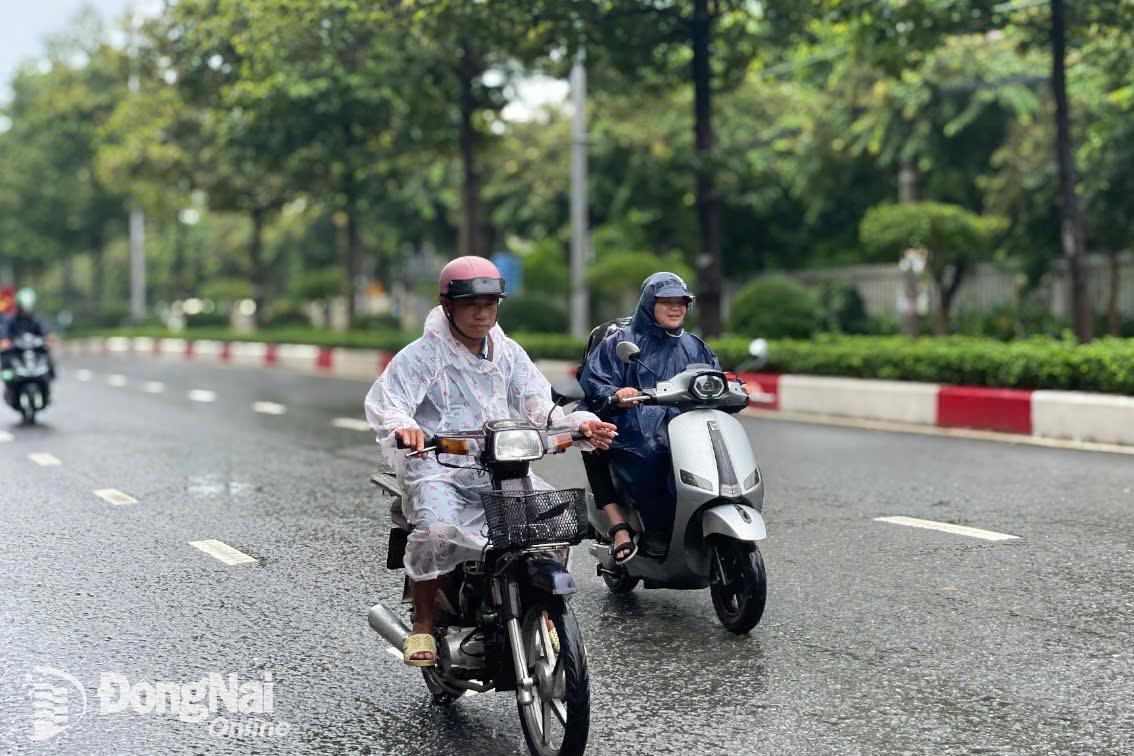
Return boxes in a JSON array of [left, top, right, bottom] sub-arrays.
[[352, 313, 402, 332], [497, 295, 569, 334], [816, 281, 870, 334], [294, 267, 346, 302], [201, 277, 254, 304], [727, 276, 820, 339], [261, 299, 309, 328], [586, 251, 693, 298], [756, 335, 1134, 395]]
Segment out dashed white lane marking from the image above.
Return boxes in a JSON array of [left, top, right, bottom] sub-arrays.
[[188, 389, 216, 403], [108, 374, 127, 387], [253, 401, 287, 415], [332, 417, 371, 432], [189, 540, 257, 565], [385, 647, 402, 660], [29, 453, 61, 466], [143, 381, 165, 394], [875, 516, 1020, 542], [94, 488, 138, 506], [76, 369, 92, 382], [0, 431, 13, 443]]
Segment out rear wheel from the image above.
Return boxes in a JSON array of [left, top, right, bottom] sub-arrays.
[[517, 599, 589, 756], [709, 538, 767, 634]]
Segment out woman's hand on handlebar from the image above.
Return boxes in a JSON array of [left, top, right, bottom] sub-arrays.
[[577, 420, 617, 450], [613, 387, 641, 407], [394, 426, 426, 452]]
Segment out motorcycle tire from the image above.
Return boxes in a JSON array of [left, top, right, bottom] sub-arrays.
[[516, 598, 589, 756], [709, 537, 767, 634]]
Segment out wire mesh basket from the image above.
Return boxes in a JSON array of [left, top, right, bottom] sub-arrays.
[[480, 488, 588, 549]]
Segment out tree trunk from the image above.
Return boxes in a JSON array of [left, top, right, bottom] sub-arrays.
[[1050, 0, 1092, 343], [899, 159, 917, 203], [345, 201, 360, 330], [692, 0, 723, 337], [933, 260, 967, 336], [90, 235, 105, 321], [173, 219, 188, 300], [898, 160, 920, 338], [249, 207, 266, 329], [458, 42, 481, 259], [1108, 252, 1121, 336]]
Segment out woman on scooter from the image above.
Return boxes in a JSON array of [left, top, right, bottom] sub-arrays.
[[579, 272, 726, 557]]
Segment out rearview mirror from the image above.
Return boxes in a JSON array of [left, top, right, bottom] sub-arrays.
[[748, 338, 769, 364], [615, 341, 641, 364]]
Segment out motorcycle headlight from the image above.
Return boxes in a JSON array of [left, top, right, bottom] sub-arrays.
[[491, 429, 544, 462], [690, 373, 727, 400]]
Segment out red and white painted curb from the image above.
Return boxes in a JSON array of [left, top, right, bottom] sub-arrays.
[[735, 372, 1134, 448], [63, 337, 1134, 449]]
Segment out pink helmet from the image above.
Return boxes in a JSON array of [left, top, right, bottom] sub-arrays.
[[439, 256, 507, 299]]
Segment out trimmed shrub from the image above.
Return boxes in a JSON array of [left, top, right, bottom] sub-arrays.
[[728, 276, 819, 339], [498, 295, 570, 334]]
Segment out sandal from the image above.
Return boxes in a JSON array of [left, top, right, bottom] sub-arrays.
[[403, 633, 436, 667], [608, 523, 638, 566]]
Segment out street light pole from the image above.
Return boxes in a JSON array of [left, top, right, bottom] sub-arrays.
[[569, 50, 589, 340], [127, 7, 146, 323]]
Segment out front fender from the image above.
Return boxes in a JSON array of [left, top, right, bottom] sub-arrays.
[[524, 557, 577, 596], [702, 503, 767, 542]]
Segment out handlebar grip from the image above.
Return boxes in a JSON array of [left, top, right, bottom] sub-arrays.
[[395, 433, 435, 449]]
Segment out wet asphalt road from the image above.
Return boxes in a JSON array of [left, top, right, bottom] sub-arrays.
[[2, 354, 1133, 755]]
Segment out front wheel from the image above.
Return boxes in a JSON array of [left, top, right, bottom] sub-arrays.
[[709, 538, 767, 634], [516, 599, 589, 756]]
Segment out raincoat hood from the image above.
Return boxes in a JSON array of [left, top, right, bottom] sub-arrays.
[[631, 272, 694, 340]]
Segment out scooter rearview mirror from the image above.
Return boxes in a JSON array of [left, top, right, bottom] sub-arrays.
[[747, 338, 769, 367], [615, 341, 641, 365]]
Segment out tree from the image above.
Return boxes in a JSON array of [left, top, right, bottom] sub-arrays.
[[1, 9, 128, 316], [571, 1, 782, 337], [860, 201, 1006, 334]]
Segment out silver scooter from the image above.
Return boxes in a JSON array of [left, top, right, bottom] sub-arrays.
[[586, 339, 770, 633]]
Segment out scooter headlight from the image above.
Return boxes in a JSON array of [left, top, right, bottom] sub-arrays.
[[690, 373, 727, 400], [491, 429, 544, 462]]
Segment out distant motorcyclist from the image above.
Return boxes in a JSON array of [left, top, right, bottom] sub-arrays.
[[579, 272, 731, 554], [1, 288, 56, 370]]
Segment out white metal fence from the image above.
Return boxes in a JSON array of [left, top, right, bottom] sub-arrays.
[[728, 252, 1134, 319]]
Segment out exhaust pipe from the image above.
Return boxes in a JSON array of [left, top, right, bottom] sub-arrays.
[[367, 603, 410, 647]]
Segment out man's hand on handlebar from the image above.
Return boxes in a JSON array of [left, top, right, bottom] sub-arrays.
[[394, 426, 426, 452], [577, 420, 617, 450]]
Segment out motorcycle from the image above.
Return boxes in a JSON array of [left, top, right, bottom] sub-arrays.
[[2, 333, 53, 424], [367, 401, 594, 756], [586, 338, 771, 634]]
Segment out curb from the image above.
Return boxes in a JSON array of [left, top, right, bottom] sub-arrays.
[[736, 371, 1134, 448], [63, 337, 1134, 448]]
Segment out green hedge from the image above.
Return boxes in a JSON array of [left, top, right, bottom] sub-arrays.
[[754, 335, 1134, 394], [67, 327, 1134, 395]]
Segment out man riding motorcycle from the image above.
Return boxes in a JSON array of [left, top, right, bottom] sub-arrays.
[[1, 288, 57, 400], [578, 272, 731, 557], [363, 256, 616, 667]]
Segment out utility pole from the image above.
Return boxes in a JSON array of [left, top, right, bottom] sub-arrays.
[[569, 51, 590, 340], [128, 8, 146, 322]]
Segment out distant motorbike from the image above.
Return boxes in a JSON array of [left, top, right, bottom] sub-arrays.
[[367, 403, 594, 756], [2, 333, 53, 424], [587, 338, 771, 633]]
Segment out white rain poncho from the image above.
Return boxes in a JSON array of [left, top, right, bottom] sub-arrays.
[[364, 306, 600, 581]]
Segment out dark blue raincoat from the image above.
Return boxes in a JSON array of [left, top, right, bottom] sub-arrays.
[[579, 273, 720, 532]]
